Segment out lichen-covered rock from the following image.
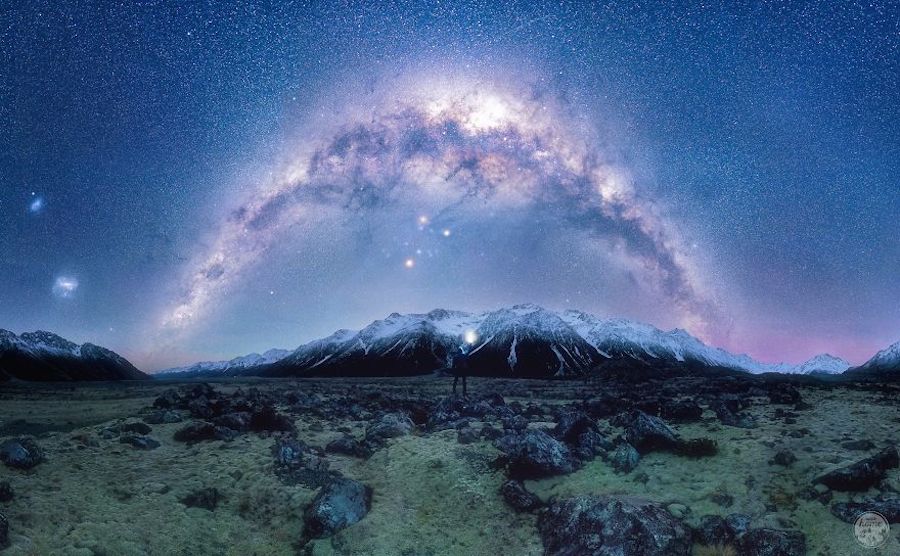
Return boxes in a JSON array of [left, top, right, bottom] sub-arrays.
[[0, 437, 44, 469], [693, 514, 735, 546], [617, 411, 680, 454], [814, 446, 898, 491], [734, 528, 806, 556], [365, 412, 414, 440], [304, 478, 372, 538], [609, 443, 640, 473], [500, 479, 543, 512], [172, 421, 235, 442], [831, 498, 900, 523], [494, 430, 577, 479], [325, 435, 373, 458], [538, 495, 691, 556]]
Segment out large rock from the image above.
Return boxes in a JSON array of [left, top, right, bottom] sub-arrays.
[[248, 406, 295, 432], [552, 409, 597, 443], [501, 479, 543, 512], [365, 412, 414, 440], [734, 528, 806, 556], [710, 401, 757, 429], [0, 437, 44, 469], [326, 435, 373, 459], [616, 411, 680, 454], [831, 498, 900, 523], [494, 430, 577, 479], [609, 443, 640, 473], [814, 446, 898, 491], [304, 478, 372, 538], [173, 421, 235, 443], [693, 514, 735, 546], [538, 495, 691, 556]]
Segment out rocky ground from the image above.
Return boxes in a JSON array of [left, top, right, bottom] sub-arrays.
[[0, 375, 898, 555]]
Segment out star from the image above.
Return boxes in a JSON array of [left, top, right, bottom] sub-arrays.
[[404, 258, 415, 269]]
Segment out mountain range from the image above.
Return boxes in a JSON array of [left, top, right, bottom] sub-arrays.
[[156, 304, 894, 379], [0, 329, 148, 382]]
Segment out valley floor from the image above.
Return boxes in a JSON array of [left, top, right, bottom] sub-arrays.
[[0, 376, 898, 555]]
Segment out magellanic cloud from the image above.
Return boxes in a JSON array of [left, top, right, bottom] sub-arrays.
[[158, 75, 723, 344]]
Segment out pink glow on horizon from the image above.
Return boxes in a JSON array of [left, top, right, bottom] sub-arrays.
[[720, 329, 883, 367]]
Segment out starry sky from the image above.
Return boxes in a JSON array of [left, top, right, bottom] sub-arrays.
[[1, 1, 898, 371]]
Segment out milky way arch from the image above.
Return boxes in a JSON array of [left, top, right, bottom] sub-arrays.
[[159, 77, 721, 343]]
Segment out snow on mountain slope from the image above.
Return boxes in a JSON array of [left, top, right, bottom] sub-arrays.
[[857, 340, 900, 371], [790, 354, 850, 375], [160, 305, 868, 378], [157, 348, 290, 376], [0, 329, 147, 381]]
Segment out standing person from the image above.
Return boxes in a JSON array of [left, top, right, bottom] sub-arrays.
[[452, 339, 471, 397]]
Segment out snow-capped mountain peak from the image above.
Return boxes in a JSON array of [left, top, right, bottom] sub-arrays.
[[791, 353, 851, 375], [859, 340, 900, 370], [153, 306, 884, 379]]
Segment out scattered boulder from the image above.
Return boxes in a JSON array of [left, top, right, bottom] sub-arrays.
[[0, 481, 12, 503], [711, 401, 757, 429], [273, 438, 338, 489], [121, 422, 152, 435], [572, 430, 612, 461], [734, 528, 806, 556], [814, 446, 899, 491], [0, 437, 44, 470], [616, 411, 680, 454], [660, 399, 703, 422], [552, 409, 597, 444], [480, 424, 504, 441], [831, 498, 900, 523], [768, 384, 802, 405], [693, 514, 734, 547], [144, 409, 183, 424], [457, 428, 479, 444], [181, 487, 221, 511], [272, 438, 306, 467], [249, 406, 295, 432], [538, 495, 691, 556], [213, 412, 251, 432], [119, 435, 161, 450], [725, 513, 752, 537], [365, 412, 414, 441], [501, 479, 543, 512], [173, 421, 234, 443], [494, 430, 577, 479], [304, 478, 372, 538], [771, 449, 797, 467], [502, 415, 528, 432], [326, 435, 373, 458], [609, 443, 641, 473]]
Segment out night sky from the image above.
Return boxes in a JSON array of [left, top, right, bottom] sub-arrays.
[[1, 1, 898, 371]]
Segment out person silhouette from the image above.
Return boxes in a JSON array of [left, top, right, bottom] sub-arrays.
[[452, 339, 471, 397]]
